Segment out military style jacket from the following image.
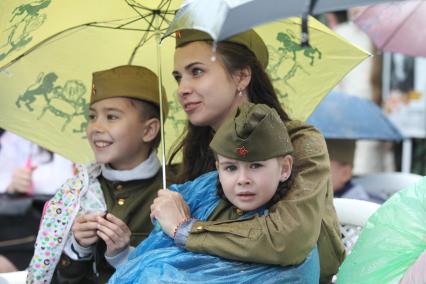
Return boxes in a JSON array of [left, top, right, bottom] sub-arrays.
[[185, 120, 346, 284], [53, 171, 165, 284]]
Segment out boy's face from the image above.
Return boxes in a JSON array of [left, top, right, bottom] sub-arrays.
[[87, 97, 151, 170], [216, 155, 291, 211]]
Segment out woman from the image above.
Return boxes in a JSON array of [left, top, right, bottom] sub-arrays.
[[151, 29, 345, 284]]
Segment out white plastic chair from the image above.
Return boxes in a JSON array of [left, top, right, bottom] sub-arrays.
[[352, 172, 423, 201], [333, 198, 380, 254], [0, 270, 27, 284]]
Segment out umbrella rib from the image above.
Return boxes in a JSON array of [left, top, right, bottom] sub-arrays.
[[380, 2, 422, 50], [87, 23, 151, 32]]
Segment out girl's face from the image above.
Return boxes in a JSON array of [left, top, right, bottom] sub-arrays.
[[173, 41, 248, 130], [86, 97, 151, 170], [216, 155, 292, 211]]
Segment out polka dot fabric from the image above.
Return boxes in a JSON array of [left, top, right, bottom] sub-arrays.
[[27, 164, 105, 284]]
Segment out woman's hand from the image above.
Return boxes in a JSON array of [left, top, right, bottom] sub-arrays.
[[150, 189, 191, 238], [6, 167, 34, 194], [72, 212, 103, 247], [96, 213, 131, 257]]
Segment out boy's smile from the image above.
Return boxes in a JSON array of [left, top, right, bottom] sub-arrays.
[[87, 97, 151, 170]]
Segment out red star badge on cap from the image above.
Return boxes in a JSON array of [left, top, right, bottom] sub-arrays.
[[236, 146, 249, 157]]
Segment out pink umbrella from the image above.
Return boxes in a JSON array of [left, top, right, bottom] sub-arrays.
[[354, 0, 426, 57]]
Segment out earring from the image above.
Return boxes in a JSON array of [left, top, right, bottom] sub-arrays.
[[238, 89, 243, 97]]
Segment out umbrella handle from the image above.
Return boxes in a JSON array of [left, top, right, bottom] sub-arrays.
[[155, 25, 167, 190]]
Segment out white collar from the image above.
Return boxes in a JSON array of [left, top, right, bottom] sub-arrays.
[[101, 152, 160, 182]]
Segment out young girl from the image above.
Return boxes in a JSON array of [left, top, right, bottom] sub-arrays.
[[109, 102, 320, 283], [153, 28, 344, 283]]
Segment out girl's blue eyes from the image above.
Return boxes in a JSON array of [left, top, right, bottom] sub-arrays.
[[223, 163, 263, 172], [225, 165, 237, 172], [250, 163, 262, 169]]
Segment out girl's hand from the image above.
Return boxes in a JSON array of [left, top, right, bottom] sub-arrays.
[[150, 189, 191, 238], [6, 167, 34, 194], [72, 212, 103, 247], [96, 213, 131, 257]]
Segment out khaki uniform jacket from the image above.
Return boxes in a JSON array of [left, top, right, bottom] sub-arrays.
[[54, 170, 165, 284], [185, 121, 345, 283]]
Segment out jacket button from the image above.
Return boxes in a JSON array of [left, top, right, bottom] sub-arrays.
[[235, 208, 244, 216], [117, 198, 125, 206], [196, 226, 203, 231], [116, 184, 123, 191], [60, 257, 70, 267]]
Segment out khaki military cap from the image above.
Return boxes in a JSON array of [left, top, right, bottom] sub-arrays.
[[210, 102, 293, 161], [91, 65, 168, 117], [175, 29, 269, 69], [326, 139, 356, 166]]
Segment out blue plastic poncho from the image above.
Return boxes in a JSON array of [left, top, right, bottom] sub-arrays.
[[337, 177, 426, 284], [109, 171, 319, 284]]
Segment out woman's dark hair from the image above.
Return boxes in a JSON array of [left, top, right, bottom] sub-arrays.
[[216, 159, 297, 208], [168, 41, 292, 183]]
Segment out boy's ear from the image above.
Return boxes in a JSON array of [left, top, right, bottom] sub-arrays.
[[142, 118, 161, 143], [215, 160, 219, 170], [279, 155, 293, 182]]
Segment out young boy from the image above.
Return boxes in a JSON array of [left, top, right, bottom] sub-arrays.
[[27, 65, 170, 284], [109, 102, 320, 283]]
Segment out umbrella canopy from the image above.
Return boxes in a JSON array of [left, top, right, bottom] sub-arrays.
[[337, 177, 426, 283], [0, 1, 368, 164], [166, 0, 406, 42], [354, 0, 426, 57], [0, 0, 184, 164], [307, 91, 404, 140]]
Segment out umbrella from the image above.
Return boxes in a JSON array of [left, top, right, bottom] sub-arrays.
[[353, 0, 426, 57], [307, 91, 404, 140], [165, 0, 406, 44], [0, 3, 368, 165], [0, 0, 184, 167], [336, 177, 426, 283]]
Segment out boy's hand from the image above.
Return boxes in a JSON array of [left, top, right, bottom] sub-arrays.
[[72, 212, 104, 247], [150, 189, 191, 238], [96, 213, 131, 257]]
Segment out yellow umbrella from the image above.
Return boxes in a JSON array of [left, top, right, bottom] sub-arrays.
[[0, 0, 184, 166], [0, 1, 368, 165]]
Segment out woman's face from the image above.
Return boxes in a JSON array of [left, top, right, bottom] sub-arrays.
[[173, 41, 248, 130]]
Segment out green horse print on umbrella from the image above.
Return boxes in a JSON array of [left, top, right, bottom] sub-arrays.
[[267, 29, 322, 101], [15, 72, 88, 135], [0, 0, 51, 61]]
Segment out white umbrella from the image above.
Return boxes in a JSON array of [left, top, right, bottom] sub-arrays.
[[164, 0, 407, 45]]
